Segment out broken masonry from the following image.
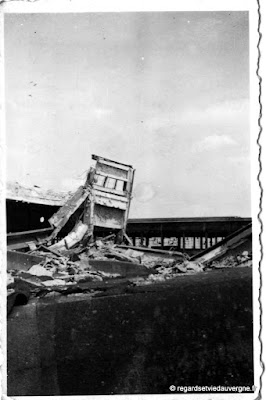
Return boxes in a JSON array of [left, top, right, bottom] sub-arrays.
[[47, 154, 135, 248]]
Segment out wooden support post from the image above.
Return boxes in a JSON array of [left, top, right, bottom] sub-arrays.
[[145, 236, 149, 247], [160, 224, 164, 249], [182, 232, 185, 251], [200, 236, 203, 249], [193, 236, 196, 249], [132, 236, 136, 246], [123, 232, 133, 246], [205, 232, 208, 249]]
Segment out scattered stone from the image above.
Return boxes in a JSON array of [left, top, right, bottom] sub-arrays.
[[98, 271, 121, 279], [8, 235, 252, 303], [124, 249, 143, 258], [67, 266, 77, 275], [210, 252, 252, 269], [28, 264, 53, 277], [53, 272, 73, 282], [18, 270, 54, 282], [238, 260, 252, 268], [176, 264, 187, 273], [95, 240, 104, 248], [42, 279, 67, 286], [185, 261, 204, 272], [74, 274, 103, 283], [7, 272, 15, 287], [43, 291, 61, 298]]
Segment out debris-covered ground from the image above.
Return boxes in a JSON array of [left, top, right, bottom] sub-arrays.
[[6, 155, 252, 311], [7, 236, 253, 305]]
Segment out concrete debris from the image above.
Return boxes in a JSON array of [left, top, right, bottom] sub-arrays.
[[192, 223, 252, 265], [117, 244, 184, 260], [42, 279, 67, 287], [7, 272, 15, 287], [184, 261, 204, 272], [8, 240, 253, 302], [176, 264, 187, 273], [210, 251, 252, 269], [123, 248, 143, 259], [132, 260, 205, 286], [49, 222, 88, 251], [45, 154, 135, 246], [28, 264, 54, 277], [6, 244, 252, 317], [6, 156, 252, 310]]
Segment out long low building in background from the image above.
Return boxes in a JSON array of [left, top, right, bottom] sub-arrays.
[[6, 181, 251, 256]]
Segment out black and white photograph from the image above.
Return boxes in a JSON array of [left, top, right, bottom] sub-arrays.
[[0, 0, 262, 398]]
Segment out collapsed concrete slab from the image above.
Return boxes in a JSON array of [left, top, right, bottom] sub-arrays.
[[47, 154, 135, 245], [191, 223, 252, 266]]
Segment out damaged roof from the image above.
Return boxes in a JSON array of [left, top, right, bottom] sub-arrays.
[[6, 181, 71, 206]]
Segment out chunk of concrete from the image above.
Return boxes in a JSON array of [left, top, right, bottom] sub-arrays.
[[28, 265, 53, 277]]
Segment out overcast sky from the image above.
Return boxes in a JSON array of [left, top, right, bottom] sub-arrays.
[[5, 12, 250, 218]]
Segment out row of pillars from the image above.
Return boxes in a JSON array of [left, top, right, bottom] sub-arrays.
[[131, 233, 225, 250]]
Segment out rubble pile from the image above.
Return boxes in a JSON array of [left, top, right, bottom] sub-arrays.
[[7, 156, 252, 316], [132, 259, 205, 286], [208, 251, 252, 270], [8, 245, 123, 292], [7, 240, 253, 297], [4, 237, 189, 296]]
